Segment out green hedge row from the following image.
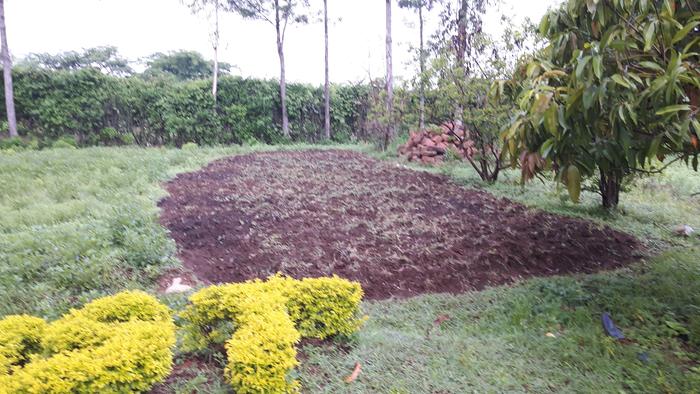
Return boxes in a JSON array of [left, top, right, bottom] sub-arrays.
[[2, 68, 376, 146]]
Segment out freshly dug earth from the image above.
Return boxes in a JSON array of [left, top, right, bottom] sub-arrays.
[[159, 150, 641, 299]]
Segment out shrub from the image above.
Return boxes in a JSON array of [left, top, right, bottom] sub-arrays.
[[181, 142, 198, 150], [51, 135, 78, 149], [0, 316, 47, 374], [267, 275, 366, 339], [5, 68, 379, 146], [182, 275, 364, 393], [0, 137, 38, 151], [0, 291, 175, 393]]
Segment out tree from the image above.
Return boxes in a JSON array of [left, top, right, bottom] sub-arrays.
[[184, 0, 230, 102], [144, 50, 231, 81], [426, 0, 514, 182], [398, 0, 435, 131], [384, 0, 394, 150], [323, 0, 330, 140], [230, 0, 310, 138], [20, 46, 133, 76], [0, 0, 16, 138], [502, 0, 700, 208]]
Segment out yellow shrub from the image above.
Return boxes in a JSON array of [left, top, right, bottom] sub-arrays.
[[182, 275, 364, 393], [0, 316, 47, 374], [269, 275, 366, 339], [0, 291, 175, 393], [225, 310, 300, 394]]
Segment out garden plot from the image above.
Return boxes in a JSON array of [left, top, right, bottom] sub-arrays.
[[159, 149, 641, 298]]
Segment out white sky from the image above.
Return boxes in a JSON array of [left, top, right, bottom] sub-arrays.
[[5, 0, 561, 84]]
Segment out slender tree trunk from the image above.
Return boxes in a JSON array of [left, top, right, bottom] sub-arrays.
[[454, 0, 468, 127], [0, 0, 17, 138], [274, 0, 290, 138], [323, 0, 330, 140], [211, 0, 220, 102], [384, 0, 394, 150], [599, 168, 621, 209], [418, 4, 425, 130]]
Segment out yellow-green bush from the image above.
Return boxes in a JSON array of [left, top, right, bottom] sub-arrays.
[[268, 275, 366, 339], [0, 291, 175, 393], [182, 275, 365, 393], [0, 316, 47, 374]]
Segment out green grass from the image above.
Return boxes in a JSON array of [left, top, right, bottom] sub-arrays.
[[299, 248, 700, 393], [0, 144, 370, 319], [1, 144, 699, 392]]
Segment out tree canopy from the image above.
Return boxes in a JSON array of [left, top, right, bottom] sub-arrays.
[[501, 0, 699, 207], [144, 50, 231, 81], [19, 46, 133, 77]]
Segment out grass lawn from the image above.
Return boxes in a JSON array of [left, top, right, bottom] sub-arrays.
[[1, 144, 699, 392]]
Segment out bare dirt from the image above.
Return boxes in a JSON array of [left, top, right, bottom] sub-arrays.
[[158, 149, 642, 299]]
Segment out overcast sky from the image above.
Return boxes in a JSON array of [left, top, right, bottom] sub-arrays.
[[5, 0, 562, 84]]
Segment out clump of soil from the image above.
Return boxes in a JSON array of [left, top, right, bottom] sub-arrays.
[[159, 149, 641, 299]]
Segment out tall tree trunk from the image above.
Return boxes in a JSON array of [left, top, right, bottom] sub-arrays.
[[211, 0, 220, 102], [454, 0, 468, 127], [323, 0, 330, 140], [0, 0, 17, 138], [274, 0, 290, 138], [599, 168, 621, 209], [384, 0, 394, 150], [418, 4, 425, 131]]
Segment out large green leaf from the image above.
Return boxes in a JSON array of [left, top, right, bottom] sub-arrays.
[[656, 104, 691, 115], [672, 21, 700, 44], [611, 74, 631, 88], [643, 21, 657, 52], [544, 105, 559, 136]]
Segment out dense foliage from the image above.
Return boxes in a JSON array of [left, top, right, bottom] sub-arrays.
[[182, 275, 365, 393], [502, 0, 699, 207], [143, 50, 232, 81], [1, 67, 376, 146], [0, 291, 175, 393]]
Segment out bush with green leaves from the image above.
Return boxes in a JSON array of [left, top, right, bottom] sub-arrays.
[[502, 0, 699, 207], [2, 67, 379, 147]]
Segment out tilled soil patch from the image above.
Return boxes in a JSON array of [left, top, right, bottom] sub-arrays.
[[159, 149, 641, 299]]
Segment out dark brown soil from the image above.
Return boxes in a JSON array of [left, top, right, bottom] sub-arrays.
[[158, 149, 642, 299]]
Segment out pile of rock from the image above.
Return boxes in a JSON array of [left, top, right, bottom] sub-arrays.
[[397, 122, 475, 164]]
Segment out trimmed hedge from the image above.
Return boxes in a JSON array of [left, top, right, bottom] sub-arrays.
[[0, 291, 175, 393], [3, 67, 376, 147], [182, 275, 365, 393]]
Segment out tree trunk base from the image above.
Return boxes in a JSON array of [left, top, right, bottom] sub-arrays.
[[599, 169, 621, 209]]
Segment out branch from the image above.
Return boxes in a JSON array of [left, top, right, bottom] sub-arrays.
[[632, 156, 683, 174]]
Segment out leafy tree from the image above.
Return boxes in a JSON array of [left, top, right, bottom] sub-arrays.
[[502, 0, 700, 208], [0, 0, 16, 137], [229, 0, 310, 138], [20, 46, 133, 77], [399, 0, 435, 130], [143, 50, 231, 81], [426, 0, 516, 182]]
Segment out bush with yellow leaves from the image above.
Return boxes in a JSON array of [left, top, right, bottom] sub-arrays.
[[0, 291, 175, 393], [182, 275, 365, 393]]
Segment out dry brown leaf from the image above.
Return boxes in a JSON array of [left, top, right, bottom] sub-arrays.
[[344, 362, 361, 383], [433, 314, 451, 327]]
